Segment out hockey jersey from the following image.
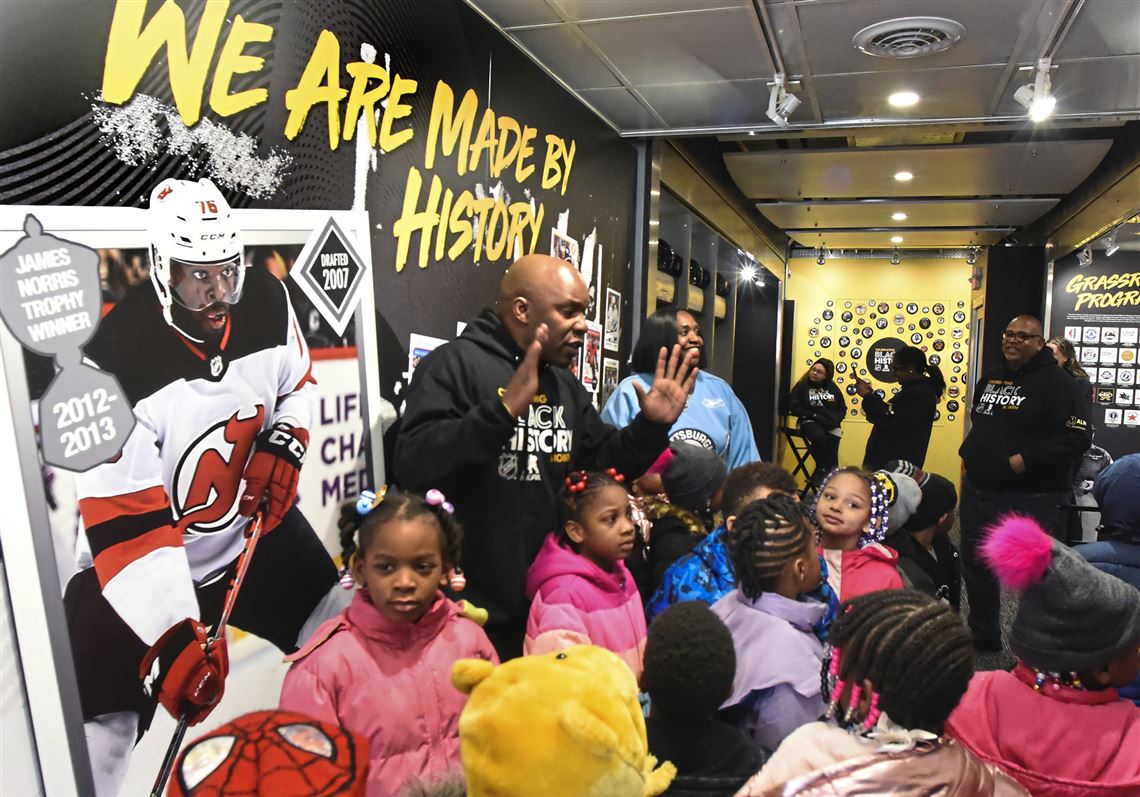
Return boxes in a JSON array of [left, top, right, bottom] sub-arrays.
[[75, 268, 315, 646]]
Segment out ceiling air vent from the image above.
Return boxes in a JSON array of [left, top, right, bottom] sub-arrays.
[[852, 17, 966, 59]]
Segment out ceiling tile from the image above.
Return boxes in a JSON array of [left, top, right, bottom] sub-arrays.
[[468, 0, 563, 28], [812, 65, 1005, 119], [581, 7, 771, 86], [553, 0, 750, 23], [796, 0, 1067, 76], [639, 79, 769, 128], [758, 198, 1060, 229], [575, 87, 665, 129], [512, 26, 623, 89], [1055, 0, 1140, 59], [724, 140, 1113, 199]]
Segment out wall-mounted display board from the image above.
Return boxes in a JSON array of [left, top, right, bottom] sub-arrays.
[[0, 0, 645, 792], [1049, 248, 1140, 459]]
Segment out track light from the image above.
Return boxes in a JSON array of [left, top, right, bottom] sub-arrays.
[[740, 263, 758, 284], [816, 247, 827, 266], [966, 248, 977, 266], [1077, 247, 1093, 267], [766, 74, 801, 128], [1014, 58, 1056, 122], [1104, 230, 1120, 257], [890, 248, 901, 265]]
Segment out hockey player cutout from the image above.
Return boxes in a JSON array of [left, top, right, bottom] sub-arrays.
[[63, 178, 345, 796]]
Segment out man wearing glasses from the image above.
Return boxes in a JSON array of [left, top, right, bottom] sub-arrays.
[[958, 315, 1090, 652]]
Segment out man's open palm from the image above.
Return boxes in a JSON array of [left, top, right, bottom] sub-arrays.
[[633, 344, 699, 424]]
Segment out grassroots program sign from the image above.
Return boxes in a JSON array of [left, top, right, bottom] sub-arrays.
[[0, 215, 134, 470]]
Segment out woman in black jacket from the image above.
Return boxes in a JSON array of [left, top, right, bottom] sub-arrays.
[[855, 346, 944, 470], [787, 358, 844, 480]]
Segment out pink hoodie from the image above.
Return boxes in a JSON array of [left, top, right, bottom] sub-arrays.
[[821, 542, 904, 601], [524, 532, 647, 677], [280, 591, 497, 797]]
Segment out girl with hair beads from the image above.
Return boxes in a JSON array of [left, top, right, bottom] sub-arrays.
[[712, 495, 827, 751], [736, 591, 1028, 796], [280, 487, 497, 797], [813, 467, 903, 601], [525, 469, 647, 676]]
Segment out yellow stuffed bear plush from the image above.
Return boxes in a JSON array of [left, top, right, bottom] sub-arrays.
[[452, 645, 676, 797]]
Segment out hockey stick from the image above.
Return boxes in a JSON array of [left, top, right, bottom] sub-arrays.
[[150, 510, 266, 797]]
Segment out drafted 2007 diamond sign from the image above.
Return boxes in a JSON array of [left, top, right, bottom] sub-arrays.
[[292, 217, 369, 338]]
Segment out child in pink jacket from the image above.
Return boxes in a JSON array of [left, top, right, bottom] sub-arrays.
[[280, 488, 497, 797], [812, 468, 905, 601], [525, 469, 647, 677]]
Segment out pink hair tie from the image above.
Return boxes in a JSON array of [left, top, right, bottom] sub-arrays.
[[425, 488, 454, 514]]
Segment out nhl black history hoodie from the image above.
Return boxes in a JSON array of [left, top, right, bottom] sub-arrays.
[[959, 347, 1090, 493], [393, 309, 670, 657]]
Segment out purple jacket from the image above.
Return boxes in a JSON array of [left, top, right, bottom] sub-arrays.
[[524, 533, 647, 677], [280, 591, 497, 797]]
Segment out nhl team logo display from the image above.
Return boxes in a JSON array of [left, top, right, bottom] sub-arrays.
[[291, 217, 369, 338]]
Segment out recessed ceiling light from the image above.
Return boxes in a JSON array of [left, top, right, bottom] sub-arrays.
[[894, 171, 914, 182], [891, 212, 908, 221], [888, 91, 920, 107], [890, 235, 904, 244]]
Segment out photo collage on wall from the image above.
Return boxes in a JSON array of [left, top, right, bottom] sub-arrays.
[[1066, 324, 1140, 427], [552, 230, 622, 409], [805, 298, 971, 422]]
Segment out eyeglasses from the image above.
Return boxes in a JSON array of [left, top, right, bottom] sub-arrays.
[[1002, 331, 1041, 343]]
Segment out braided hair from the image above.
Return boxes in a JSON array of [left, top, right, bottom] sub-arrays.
[[558, 469, 628, 547], [338, 488, 463, 574], [825, 590, 974, 733], [727, 493, 815, 600], [721, 462, 799, 518], [813, 467, 891, 547]]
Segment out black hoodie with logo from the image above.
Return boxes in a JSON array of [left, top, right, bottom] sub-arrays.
[[959, 347, 1090, 492], [393, 309, 670, 656]]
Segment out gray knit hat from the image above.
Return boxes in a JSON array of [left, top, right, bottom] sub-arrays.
[[983, 514, 1140, 672], [871, 470, 922, 533], [662, 442, 727, 512]]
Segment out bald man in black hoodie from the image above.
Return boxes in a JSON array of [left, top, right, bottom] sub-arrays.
[[958, 314, 1090, 651], [395, 254, 697, 657]]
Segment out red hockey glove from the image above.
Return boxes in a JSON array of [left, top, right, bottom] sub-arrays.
[[239, 425, 309, 531], [140, 619, 228, 726]]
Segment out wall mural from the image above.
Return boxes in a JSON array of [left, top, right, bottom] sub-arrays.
[[805, 297, 970, 422]]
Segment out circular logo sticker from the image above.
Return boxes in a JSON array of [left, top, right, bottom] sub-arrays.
[[953, 365, 962, 373], [910, 332, 922, 344], [865, 337, 906, 382], [827, 300, 834, 307], [878, 303, 889, 314], [919, 318, 931, 330], [929, 354, 941, 366], [808, 339, 816, 347], [906, 303, 918, 314], [846, 384, 858, 396], [839, 335, 851, 347], [948, 386, 960, 397], [953, 311, 966, 323], [947, 413, 956, 421], [836, 362, 847, 373], [861, 327, 874, 339], [957, 300, 965, 308], [933, 410, 941, 421], [933, 340, 945, 351], [858, 317, 867, 326], [856, 304, 866, 315], [823, 309, 834, 320], [876, 317, 888, 329], [820, 337, 832, 348], [844, 301, 852, 309], [841, 311, 853, 322], [809, 327, 819, 337], [851, 347, 863, 358], [951, 351, 964, 363], [946, 399, 960, 412], [932, 303, 945, 315]]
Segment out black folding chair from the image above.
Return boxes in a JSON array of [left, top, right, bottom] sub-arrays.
[[780, 420, 818, 498]]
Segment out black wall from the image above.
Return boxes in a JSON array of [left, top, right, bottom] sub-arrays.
[[980, 246, 1048, 377], [732, 280, 782, 460]]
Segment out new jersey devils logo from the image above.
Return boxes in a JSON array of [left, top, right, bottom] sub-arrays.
[[172, 406, 265, 534]]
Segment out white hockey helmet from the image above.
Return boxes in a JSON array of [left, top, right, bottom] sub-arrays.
[[147, 178, 245, 328]]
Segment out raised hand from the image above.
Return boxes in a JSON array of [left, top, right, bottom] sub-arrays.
[[633, 344, 699, 425], [502, 323, 548, 417]]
